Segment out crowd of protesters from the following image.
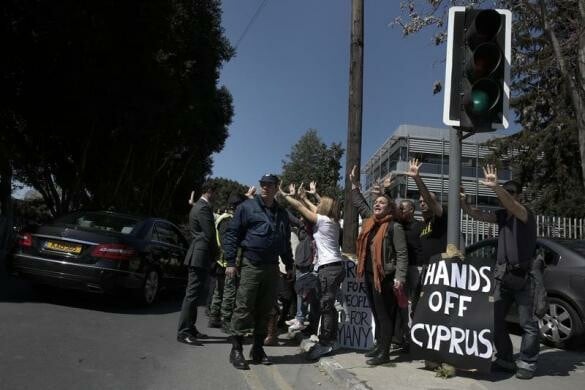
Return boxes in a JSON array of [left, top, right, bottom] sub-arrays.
[[176, 159, 541, 380]]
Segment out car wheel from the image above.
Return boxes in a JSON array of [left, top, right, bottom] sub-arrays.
[[539, 297, 584, 349], [141, 269, 160, 305]]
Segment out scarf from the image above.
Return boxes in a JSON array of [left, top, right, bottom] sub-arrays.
[[356, 214, 392, 292]]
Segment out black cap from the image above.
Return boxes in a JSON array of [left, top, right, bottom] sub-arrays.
[[259, 173, 279, 184]]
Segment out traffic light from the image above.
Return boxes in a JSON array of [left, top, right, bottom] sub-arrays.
[[443, 7, 511, 132]]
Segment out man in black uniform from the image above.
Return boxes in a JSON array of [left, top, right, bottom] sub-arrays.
[[461, 166, 539, 380]]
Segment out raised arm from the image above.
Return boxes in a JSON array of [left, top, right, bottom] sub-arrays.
[[405, 159, 443, 217], [279, 183, 318, 224], [481, 165, 528, 223], [299, 183, 318, 212], [349, 165, 372, 219], [307, 181, 322, 203], [460, 187, 497, 223]]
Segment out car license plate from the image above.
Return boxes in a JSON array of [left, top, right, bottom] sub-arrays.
[[45, 241, 82, 254]]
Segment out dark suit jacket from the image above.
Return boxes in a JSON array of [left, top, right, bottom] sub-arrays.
[[183, 197, 218, 269]]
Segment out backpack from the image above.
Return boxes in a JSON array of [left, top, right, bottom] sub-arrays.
[[294, 234, 314, 269]]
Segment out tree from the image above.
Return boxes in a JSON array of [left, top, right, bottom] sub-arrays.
[[0, 0, 234, 222], [392, 0, 585, 217], [207, 177, 248, 213], [281, 129, 345, 200]]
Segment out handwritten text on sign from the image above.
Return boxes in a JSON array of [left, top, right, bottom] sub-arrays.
[[410, 256, 494, 372], [337, 259, 375, 350]]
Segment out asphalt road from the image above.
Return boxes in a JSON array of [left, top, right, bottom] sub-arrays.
[[0, 271, 337, 390]]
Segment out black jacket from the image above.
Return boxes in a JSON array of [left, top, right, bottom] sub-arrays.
[[223, 195, 293, 269], [183, 197, 218, 269]]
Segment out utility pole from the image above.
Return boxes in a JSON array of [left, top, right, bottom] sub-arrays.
[[342, 0, 364, 254]]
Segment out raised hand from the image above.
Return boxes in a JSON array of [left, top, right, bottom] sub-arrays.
[[480, 164, 498, 188], [188, 191, 195, 205], [245, 186, 256, 199], [349, 165, 360, 187], [459, 185, 467, 203], [308, 181, 317, 194], [382, 173, 395, 190], [278, 183, 289, 197], [288, 183, 297, 197], [371, 182, 382, 198], [298, 182, 307, 199], [406, 159, 422, 177]]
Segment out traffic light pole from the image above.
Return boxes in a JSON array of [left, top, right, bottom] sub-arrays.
[[447, 127, 462, 250]]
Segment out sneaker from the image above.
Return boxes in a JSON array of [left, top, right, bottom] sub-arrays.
[[515, 368, 534, 380], [285, 318, 299, 326], [288, 321, 307, 332]]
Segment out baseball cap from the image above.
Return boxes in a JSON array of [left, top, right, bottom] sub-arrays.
[[259, 173, 279, 184]]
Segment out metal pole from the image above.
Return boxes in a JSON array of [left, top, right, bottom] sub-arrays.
[[342, 0, 364, 254], [447, 127, 462, 249]]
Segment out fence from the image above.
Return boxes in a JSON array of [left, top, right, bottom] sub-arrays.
[[461, 214, 585, 247]]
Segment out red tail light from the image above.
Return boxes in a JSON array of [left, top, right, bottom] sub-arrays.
[[91, 243, 136, 261], [18, 233, 33, 247]]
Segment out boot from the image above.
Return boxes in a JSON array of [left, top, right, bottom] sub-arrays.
[[366, 344, 390, 366], [364, 342, 381, 358], [228, 336, 249, 370], [208, 317, 222, 328], [264, 311, 279, 346], [250, 334, 272, 365]]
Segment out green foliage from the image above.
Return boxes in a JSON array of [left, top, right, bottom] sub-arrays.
[[281, 129, 345, 200], [0, 0, 234, 222], [207, 177, 248, 213]]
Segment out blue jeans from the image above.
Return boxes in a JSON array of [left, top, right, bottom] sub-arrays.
[[494, 270, 540, 372]]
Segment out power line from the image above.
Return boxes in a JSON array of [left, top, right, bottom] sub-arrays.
[[233, 0, 270, 51]]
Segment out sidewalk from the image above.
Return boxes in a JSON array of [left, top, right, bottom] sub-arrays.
[[309, 337, 585, 390]]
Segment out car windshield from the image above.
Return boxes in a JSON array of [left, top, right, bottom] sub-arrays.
[[555, 240, 585, 257], [55, 212, 140, 235]]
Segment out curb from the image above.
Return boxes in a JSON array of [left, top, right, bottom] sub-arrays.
[[319, 357, 371, 390]]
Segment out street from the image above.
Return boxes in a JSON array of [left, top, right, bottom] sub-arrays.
[[0, 271, 337, 390]]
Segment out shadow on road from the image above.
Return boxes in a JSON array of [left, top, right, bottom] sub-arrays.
[[0, 269, 183, 315]]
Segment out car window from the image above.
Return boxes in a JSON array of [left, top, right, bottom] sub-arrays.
[[536, 244, 559, 266], [56, 212, 140, 234], [153, 223, 181, 247], [466, 243, 497, 260]]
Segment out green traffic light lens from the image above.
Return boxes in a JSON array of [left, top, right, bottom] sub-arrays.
[[464, 79, 501, 117], [471, 90, 490, 113]]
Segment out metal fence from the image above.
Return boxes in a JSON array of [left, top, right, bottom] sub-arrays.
[[461, 214, 585, 247]]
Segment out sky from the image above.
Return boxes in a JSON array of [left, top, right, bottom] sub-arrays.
[[212, 0, 448, 187]]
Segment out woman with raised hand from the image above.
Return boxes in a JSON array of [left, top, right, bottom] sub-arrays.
[[279, 182, 345, 360], [349, 165, 409, 365]]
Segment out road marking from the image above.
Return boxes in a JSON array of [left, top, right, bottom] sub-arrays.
[[242, 369, 266, 390], [267, 365, 294, 390]]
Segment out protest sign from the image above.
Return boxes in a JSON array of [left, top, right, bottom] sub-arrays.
[[410, 255, 494, 372], [337, 257, 375, 350]]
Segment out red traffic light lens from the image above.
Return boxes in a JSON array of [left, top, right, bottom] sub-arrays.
[[467, 9, 502, 49]]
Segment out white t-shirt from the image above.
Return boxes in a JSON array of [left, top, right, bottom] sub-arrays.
[[313, 214, 342, 268]]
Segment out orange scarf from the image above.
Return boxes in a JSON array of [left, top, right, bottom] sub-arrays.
[[356, 214, 391, 292]]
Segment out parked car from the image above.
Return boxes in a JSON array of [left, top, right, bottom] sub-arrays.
[[7, 210, 189, 305], [465, 238, 585, 349]]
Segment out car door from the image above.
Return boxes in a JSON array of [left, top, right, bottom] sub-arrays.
[[152, 222, 187, 288]]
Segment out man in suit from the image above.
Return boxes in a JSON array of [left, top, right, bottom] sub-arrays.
[[177, 180, 218, 346]]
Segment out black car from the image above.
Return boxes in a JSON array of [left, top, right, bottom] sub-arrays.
[[8, 210, 189, 305], [465, 238, 585, 348]]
